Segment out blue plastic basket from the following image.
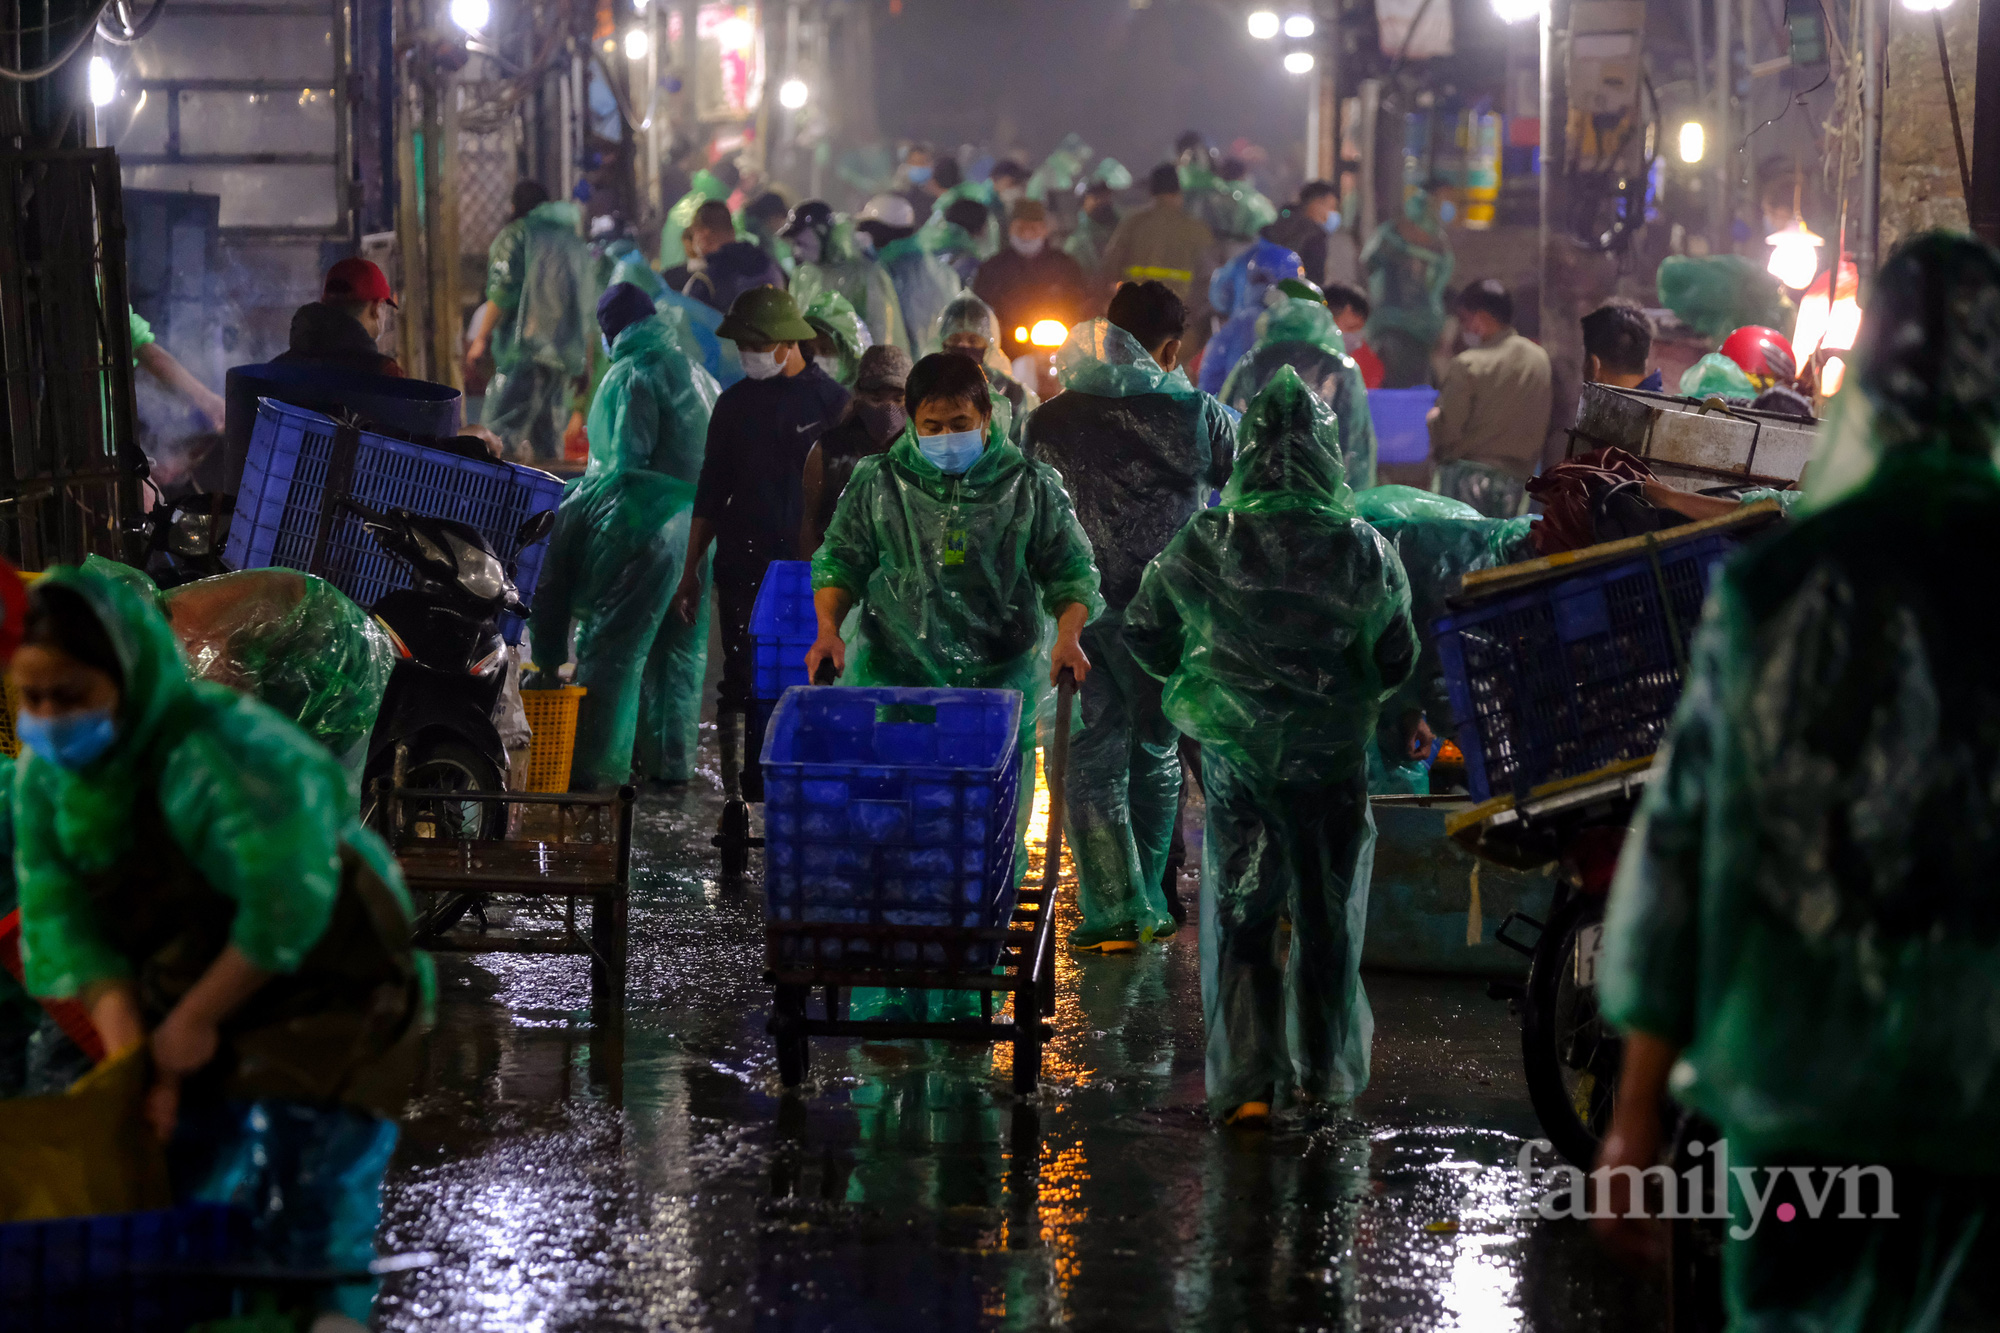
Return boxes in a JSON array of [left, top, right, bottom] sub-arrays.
[[749, 560, 816, 703], [1369, 387, 1438, 465], [1435, 532, 1738, 802], [0, 1204, 247, 1332], [761, 686, 1023, 970], [224, 398, 563, 643]]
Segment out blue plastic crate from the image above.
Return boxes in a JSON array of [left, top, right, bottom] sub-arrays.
[[1369, 387, 1439, 465], [1435, 532, 1738, 802], [0, 1204, 247, 1332], [224, 398, 562, 643], [749, 560, 817, 703], [761, 686, 1024, 970]]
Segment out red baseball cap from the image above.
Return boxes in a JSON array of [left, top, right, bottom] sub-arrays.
[[323, 256, 397, 308]]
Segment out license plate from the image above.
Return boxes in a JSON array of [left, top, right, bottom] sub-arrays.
[[1574, 922, 1604, 988]]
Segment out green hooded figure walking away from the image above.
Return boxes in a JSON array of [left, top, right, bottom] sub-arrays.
[[1125, 369, 1416, 1124], [530, 283, 721, 789]]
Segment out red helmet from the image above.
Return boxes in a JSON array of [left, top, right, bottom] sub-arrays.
[[1720, 325, 1797, 389]]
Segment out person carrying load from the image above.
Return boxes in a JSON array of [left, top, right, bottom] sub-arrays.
[[805, 352, 1102, 1021], [12, 564, 430, 1324], [532, 283, 721, 789]]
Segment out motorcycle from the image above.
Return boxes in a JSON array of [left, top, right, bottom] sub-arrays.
[[133, 491, 235, 588], [1009, 318, 1070, 401], [342, 496, 554, 860]]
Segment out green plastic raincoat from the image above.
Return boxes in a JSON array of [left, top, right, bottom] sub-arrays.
[[1352, 487, 1532, 791], [658, 168, 732, 268], [483, 201, 596, 458], [529, 315, 720, 788], [1220, 296, 1378, 492], [874, 235, 961, 357], [812, 421, 1104, 1021], [1022, 320, 1236, 941], [1179, 159, 1261, 243], [792, 220, 912, 355], [1655, 253, 1789, 342], [16, 564, 429, 1111], [162, 570, 394, 788], [1124, 370, 1416, 1112], [933, 293, 1037, 444], [1026, 133, 1093, 203], [1601, 232, 2000, 1329], [1678, 350, 1759, 400], [803, 289, 872, 388], [1360, 193, 1453, 389]]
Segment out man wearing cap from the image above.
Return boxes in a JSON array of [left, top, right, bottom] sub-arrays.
[[670, 285, 848, 798], [972, 200, 1093, 363], [272, 257, 402, 377]]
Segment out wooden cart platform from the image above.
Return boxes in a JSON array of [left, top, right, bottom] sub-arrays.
[[374, 784, 635, 1019]]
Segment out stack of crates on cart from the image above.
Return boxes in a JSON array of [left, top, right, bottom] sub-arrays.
[[749, 560, 816, 735], [762, 686, 1022, 970], [224, 398, 563, 641], [1435, 531, 1739, 802], [0, 1204, 248, 1331]]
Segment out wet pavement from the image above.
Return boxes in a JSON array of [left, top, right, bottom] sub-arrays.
[[375, 727, 1662, 1331]]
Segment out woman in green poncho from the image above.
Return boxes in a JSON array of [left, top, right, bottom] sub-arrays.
[[805, 352, 1103, 1021], [12, 565, 429, 1321], [1596, 233, 2000, 1326]]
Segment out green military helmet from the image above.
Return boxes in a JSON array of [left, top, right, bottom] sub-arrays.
[[715, 284, 817, 344]]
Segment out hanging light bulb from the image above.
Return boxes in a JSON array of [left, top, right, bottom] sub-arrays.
[[1283, 15, 1315, 37], [1491, 0, 1542, 21], [624, 26, 650, 59], [1765, 220, 1823, 291], [778, 78, 808, 110], [1283, 50, 1315, 74], [88, 55, 117, 108], [448, 0, 489, 32], [1247, 10, 1280, 38]]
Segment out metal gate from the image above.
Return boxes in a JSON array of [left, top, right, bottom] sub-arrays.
[[0, 148, 145, 570]]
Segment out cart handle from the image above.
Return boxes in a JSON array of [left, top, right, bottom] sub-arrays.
[[812, 657, 838, 686]]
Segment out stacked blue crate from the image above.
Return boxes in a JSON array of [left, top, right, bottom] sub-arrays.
[[225, 398, 562, 642], [761, 687, 1023, 971], [0, 1204, 247, 1331]]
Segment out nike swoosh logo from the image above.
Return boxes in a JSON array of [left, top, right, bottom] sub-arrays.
[[795, 423, 819, 434]]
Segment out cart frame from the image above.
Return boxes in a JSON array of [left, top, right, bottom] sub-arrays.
[[764, 676, 1074, 1095], [373, 783, 636, 1019]]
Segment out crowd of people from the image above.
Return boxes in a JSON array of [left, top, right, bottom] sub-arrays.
[[5, 118, 1999, 1332]]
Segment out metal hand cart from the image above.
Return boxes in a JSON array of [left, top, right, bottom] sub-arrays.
[[373, 784, 636, 1020], [764, 673, 1075, 1095]]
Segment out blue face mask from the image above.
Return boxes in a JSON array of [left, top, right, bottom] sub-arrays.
[[19, 707, 119, 771], [916, 428, 985, 475], [905, 164, 933, 185], [1320, 210, 1343, 234]]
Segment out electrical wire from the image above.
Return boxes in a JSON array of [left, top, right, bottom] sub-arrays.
[[0, 0, 115, 82]]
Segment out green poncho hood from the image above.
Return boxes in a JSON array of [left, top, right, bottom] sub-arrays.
[[584, 314, 720, 483], [32, 564, 194, 772], [1220, 367, 1354, 515]]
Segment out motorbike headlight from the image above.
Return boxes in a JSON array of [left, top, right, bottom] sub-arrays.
[[1030, 319, 1068, 348], [443, 531, 508, 602], [168, 510, 215, 557]]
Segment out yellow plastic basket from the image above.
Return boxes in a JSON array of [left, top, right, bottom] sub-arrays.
[[520, 686, 587, 792]]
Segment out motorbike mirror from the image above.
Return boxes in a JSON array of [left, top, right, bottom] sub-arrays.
[[514, 509, 556, 547]]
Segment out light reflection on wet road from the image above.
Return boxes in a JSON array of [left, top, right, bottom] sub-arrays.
[[374, 727, 1661, 1331]]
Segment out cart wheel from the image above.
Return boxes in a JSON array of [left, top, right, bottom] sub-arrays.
[[773, 985, 809, 1088], [719, 796, 751, 878], [1521, 891, 1621, 1168]]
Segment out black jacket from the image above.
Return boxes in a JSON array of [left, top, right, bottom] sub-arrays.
[[272, 302, 403, 377], [683, 241, 787, 317], [972, 247, 1093, 360], [1261, 209, 1330, 288], [692, 363, 850, 585]]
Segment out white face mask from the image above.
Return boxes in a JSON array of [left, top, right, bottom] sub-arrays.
[[741, 348, 787, 380], [1009, 233, 1045, 258], [791, 230, 823, 265]]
